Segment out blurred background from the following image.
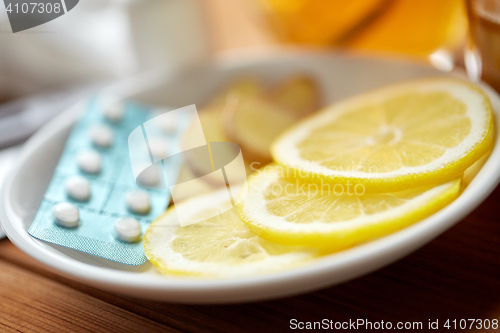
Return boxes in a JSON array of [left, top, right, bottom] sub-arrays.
[[0, 0, 472, 103]]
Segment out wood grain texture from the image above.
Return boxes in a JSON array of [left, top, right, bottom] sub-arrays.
[[1, 185, 499, 332], [0, 259, 172, 332]]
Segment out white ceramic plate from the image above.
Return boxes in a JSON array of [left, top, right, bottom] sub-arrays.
[[0, 146, 20, 239], [2, 51, 500, 303]]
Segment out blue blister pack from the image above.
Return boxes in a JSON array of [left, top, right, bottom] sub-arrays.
[[28, 96, 189, 265]]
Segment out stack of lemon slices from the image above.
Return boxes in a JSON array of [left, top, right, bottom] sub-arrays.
[[144, 78, 494, 278]]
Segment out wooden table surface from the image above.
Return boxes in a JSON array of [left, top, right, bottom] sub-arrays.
[[0, 183, 499, 332]]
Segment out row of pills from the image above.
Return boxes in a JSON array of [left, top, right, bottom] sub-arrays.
[[52, 202, 142, 242]]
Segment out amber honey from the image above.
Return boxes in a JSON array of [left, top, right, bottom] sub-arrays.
[[262, 0, 466, 57]]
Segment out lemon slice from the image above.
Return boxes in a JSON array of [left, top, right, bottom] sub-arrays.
[[143, 188, 316, 277], [272, 78, 493, 192], [238, 165, 461, 250]]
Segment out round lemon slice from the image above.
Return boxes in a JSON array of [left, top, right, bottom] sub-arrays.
[[143, 188, 316, 278], [238, 165, 461, 250], [272, 78, 493, 192]]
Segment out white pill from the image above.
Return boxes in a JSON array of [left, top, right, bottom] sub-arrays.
[[114, 217, 141, 242], [148, 138, 169, 160], [89, 125, 113, 148], [77, 150, 102, 174], [125, 190, 151, 215], [65, 176, 91, 201], [103, 100, 123, 123], [52, 202, 79, 228], [137, 164, 161, 187]]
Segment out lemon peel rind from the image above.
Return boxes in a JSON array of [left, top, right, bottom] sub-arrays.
[[142, 211, 203, 277]]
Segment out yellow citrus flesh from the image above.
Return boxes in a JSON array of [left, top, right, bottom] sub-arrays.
[[143, 188, 316, 277], [272, 78, 493, 193], [238, 165, 461, 250]]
